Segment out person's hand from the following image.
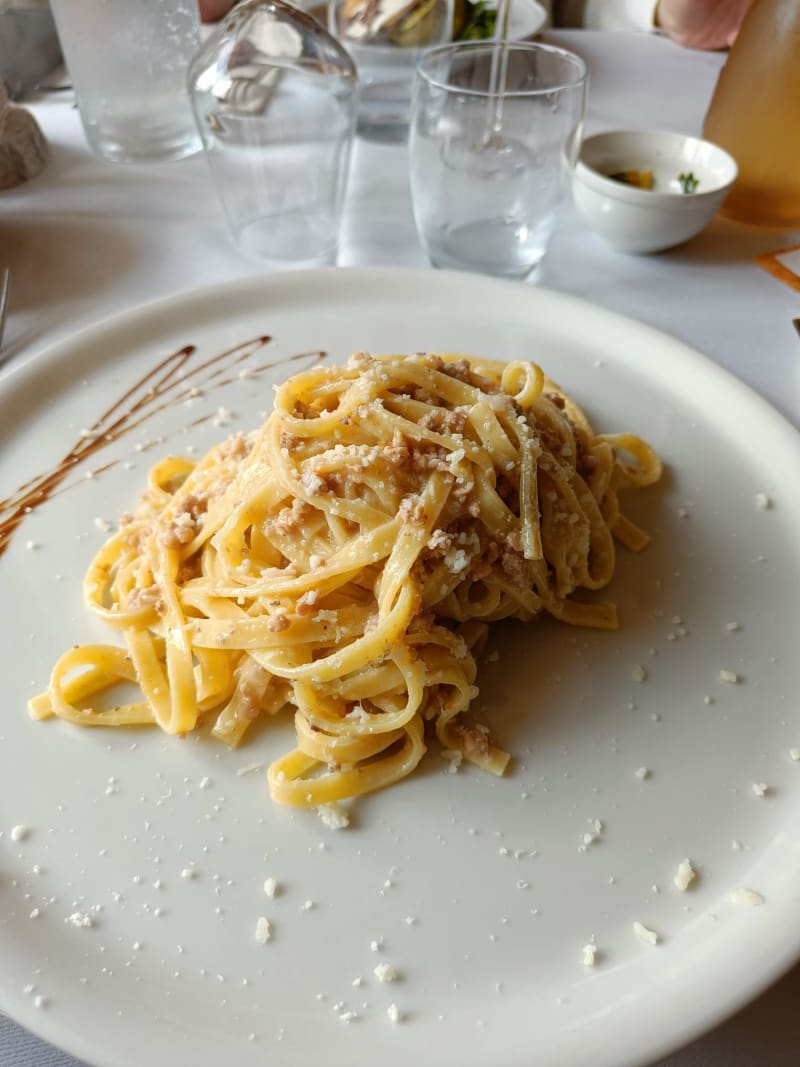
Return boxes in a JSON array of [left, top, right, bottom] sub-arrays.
[[199, 0, 237, 21], [654, 0, 753, 49]]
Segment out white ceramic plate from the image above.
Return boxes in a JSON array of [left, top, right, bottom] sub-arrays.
[[1, 268, 799, 1067]]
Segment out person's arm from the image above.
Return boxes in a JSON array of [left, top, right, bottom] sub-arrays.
[[555, 0, 753, 47], [652, 0, 752, 49]]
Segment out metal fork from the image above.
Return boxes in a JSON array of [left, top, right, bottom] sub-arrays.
[[0, 269, 9, 353]]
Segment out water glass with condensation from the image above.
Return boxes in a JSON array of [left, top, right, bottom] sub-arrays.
[[189, 0, 359, 268], [409, 41, 587, 281], [49, 0, 202, 163]]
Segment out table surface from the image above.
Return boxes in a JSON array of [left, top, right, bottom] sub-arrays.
[[1, 27, 799, 1067]]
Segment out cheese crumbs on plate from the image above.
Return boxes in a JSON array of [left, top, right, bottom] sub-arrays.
[[633, 921, 660, 945], [729, 888, 764, 908], [317, 802, 350, 830], [582, 943, 598, 967], [673, 859, 696, 892], [255, 916, 272, 943]]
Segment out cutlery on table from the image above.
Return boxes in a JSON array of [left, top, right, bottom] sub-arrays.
[[0, 269, 10, 354]]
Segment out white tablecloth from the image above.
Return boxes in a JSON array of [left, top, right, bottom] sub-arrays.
[[1, 28, 799, 1067]]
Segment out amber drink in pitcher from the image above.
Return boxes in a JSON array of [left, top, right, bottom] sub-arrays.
[[703, 0, 800, 227]]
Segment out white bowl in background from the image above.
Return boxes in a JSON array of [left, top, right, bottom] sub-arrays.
[[572, 128, 738, 254]]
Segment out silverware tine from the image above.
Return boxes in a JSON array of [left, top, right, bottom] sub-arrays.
[[793, 317, 800, 340]]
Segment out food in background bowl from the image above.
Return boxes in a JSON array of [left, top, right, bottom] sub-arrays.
[[573, 129, 738, 254], [339, 0, 448, 47], [331, 0, 546, 47]]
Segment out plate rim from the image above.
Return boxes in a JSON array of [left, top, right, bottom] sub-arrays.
[[1, 267, 798, 449]]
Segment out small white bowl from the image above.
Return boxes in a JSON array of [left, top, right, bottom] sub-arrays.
[[572, 129, 738, 254]]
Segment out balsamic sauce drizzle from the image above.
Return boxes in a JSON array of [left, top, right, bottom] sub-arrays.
[[0, 336, 327, 558]]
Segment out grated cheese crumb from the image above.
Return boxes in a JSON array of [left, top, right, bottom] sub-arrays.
[[338, 1010, 358, 1024], [317, 803, 349, 830], [65, 911, 94, 929], [790, 748, 800, 762], [10, 824, 29, 842], [729, 887, 764, 907], [673, 859, 696, 892], [754, 493, 772, 510], [633, 920, 659, 945], [578, 818, 604, 852], [235, 762, 264, 777], [181, 867, 196, 880], [373, 962, 398, 983], [264, 877, 278, 898], [581, 943, 598, 967], [631, 664, 647, 683], [634, 767, 650, 781], [725, 622, 742, 632], [719, 669, 740, 684], [387, 1003, 403, 1024], [441, 749, 463, 774], [751, 782, 769, 798], [255, 917, 272, 944]]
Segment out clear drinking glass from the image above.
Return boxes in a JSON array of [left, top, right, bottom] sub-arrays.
[[49, 0, 201, 164], [409, 41, 587, 280], [328, 0, 453, 141], [189, 0, 359, 267]]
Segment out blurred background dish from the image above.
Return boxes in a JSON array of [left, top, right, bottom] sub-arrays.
[[572, 128, 738, 254], [0, 1, 62, 100], [324, 0, 547, 140], [451, 0, 547, 42]]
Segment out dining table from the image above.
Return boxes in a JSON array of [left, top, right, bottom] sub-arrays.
[[1, 24, 799, 1067]]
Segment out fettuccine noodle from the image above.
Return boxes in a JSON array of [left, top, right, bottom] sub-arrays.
[[29, 352, 661, 808]]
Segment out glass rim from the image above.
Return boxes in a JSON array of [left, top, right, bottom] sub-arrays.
[[415, 40, 588, 98]]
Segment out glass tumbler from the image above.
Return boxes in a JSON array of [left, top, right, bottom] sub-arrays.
[[409, 41, 587, 281], [189, 0, 359, 267], [49, 0, 201, 164]]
